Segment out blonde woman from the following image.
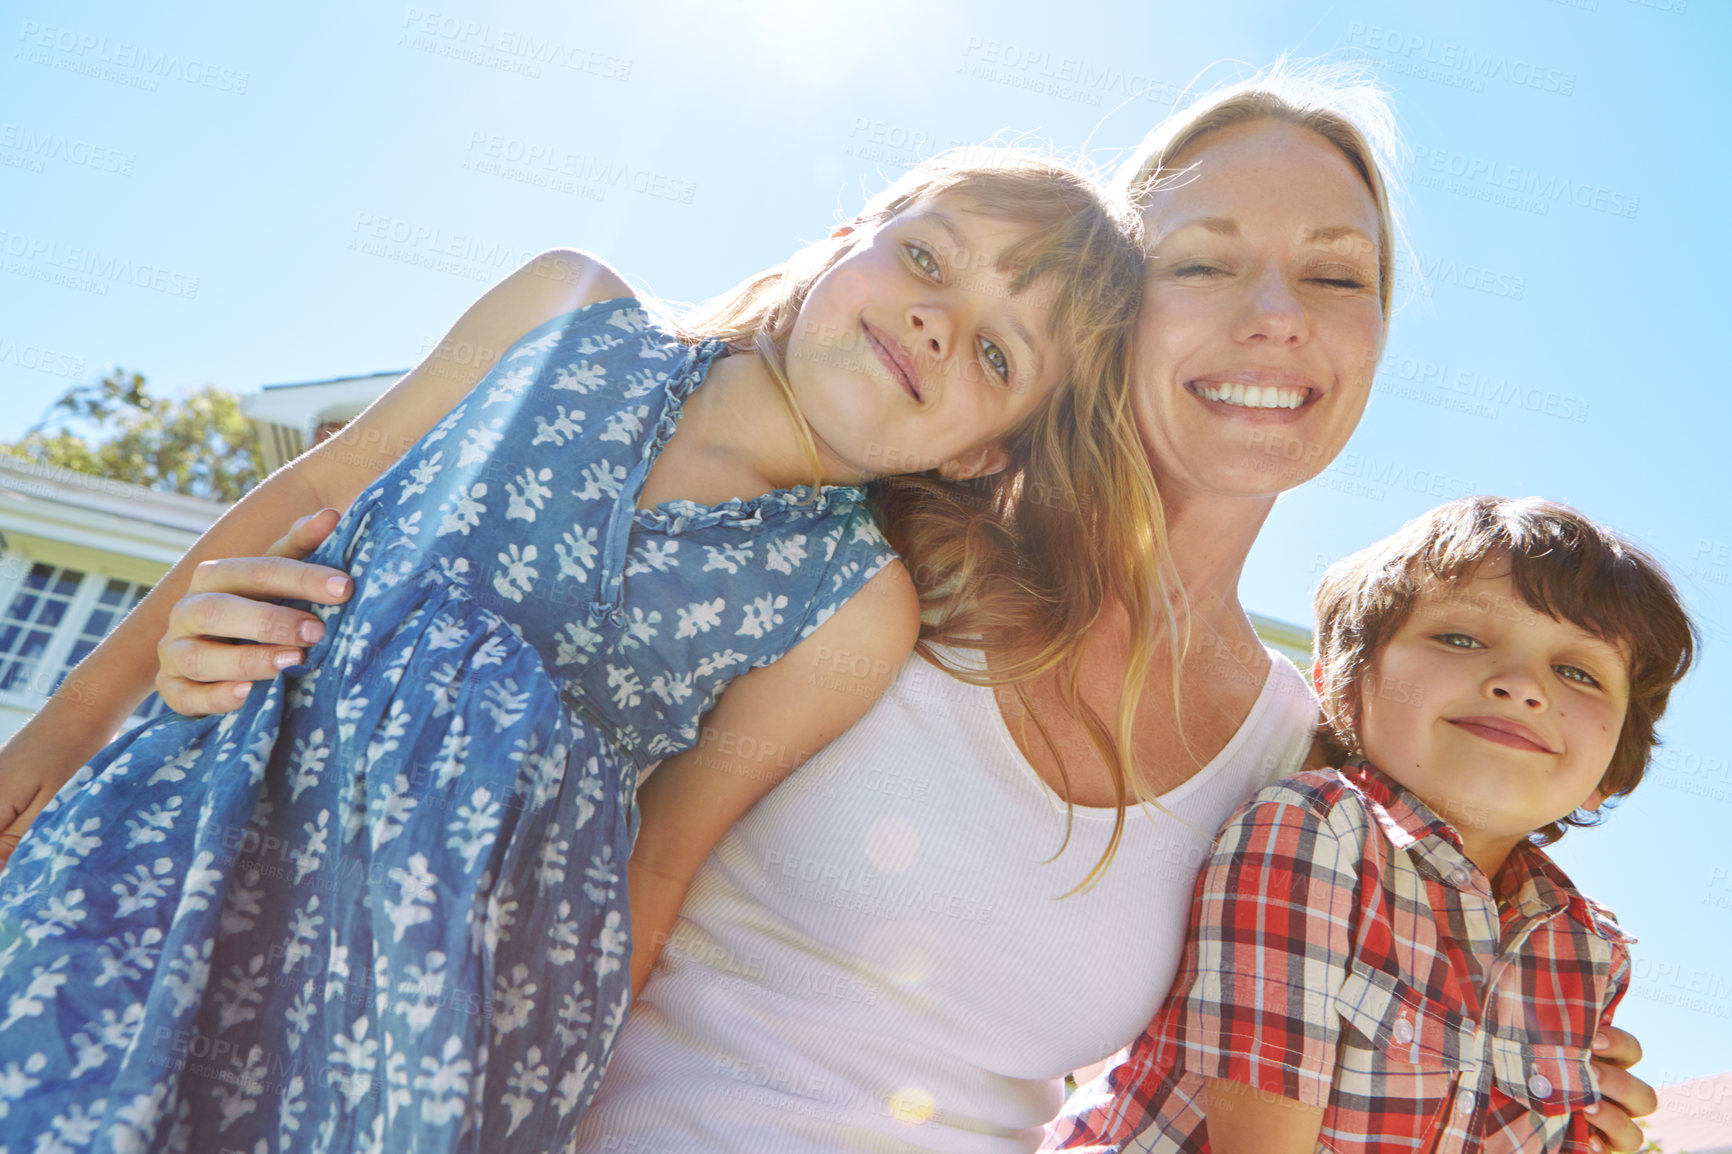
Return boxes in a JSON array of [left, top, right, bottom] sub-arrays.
[[1, 65, 1657, 1153]]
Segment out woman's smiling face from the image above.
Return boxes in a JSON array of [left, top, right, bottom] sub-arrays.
[[1131, 118, 1386, 503]]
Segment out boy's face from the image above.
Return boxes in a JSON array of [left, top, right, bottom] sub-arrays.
[[1357, 569, 1631, 875]]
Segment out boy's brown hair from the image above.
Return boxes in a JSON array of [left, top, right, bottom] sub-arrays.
[[1313, 495, 1697, 843]]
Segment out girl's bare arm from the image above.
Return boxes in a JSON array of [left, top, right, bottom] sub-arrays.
[[627, 561, 919, 996], [0, 249, 630, 869]]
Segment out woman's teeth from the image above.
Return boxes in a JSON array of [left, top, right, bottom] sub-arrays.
[[1194, 382, 1308, 409]]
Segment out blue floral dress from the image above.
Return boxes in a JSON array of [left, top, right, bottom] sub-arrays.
[[0, 298, 897, 1153]]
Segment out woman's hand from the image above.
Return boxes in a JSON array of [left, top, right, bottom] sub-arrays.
[[1585, 1026, 1658, 1152], [156, 509, 353, 716]]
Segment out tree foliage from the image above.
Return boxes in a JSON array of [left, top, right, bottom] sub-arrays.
[[2, 368, 266, 504]]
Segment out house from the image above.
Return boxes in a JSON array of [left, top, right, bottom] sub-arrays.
[[0, 367, 403, 743], [242, 370, 404, 472], [0, 453, 224, 741]]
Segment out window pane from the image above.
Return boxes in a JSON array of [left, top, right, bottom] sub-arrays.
[[0, 563, 162, 714], [58, 577, 148, 672], [61, 637, 99, 669], [17, 629, 52, 662], [50, 577, 160, 724], [131, 690, 172, 724], [0, 561, 87, 702]]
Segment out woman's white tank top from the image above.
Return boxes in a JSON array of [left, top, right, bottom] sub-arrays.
[[573, 648, 1316, 1153]]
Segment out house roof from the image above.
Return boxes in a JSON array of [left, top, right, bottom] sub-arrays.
[[241, 371, 405, 429], [1249, 612, 1312, 665], [240, 371, 406, 472], [0, 451, 223, 564]]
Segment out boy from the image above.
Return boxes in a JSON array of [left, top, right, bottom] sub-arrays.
[[1047, 496, 1696, 1153]]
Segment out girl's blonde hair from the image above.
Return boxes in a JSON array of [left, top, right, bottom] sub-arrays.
[[682, 152, 1172, 893], [678, 150, 1149, 487], [865, 158, 1175, 894]]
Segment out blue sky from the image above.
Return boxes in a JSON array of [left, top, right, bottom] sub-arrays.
[[4, 0, 1729, 1084]]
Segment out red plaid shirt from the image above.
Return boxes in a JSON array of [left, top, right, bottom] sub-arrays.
[[1045, 763, 1632, 1154]]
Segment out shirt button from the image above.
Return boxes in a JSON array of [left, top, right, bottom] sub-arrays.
[[1449, 866, 1473, 888], [1392, 1017, 1415, 1044], [1456, 1088, 1476, 1116], [1530, 1072, 1554, 1099]]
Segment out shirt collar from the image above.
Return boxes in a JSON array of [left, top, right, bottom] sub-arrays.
[[1340, 759, 1633, 945], [1340, 760, 1463, 852], [1497, 839, 1636, 944]]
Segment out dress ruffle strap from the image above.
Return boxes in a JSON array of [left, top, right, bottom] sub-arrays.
[[585, 337, 729, 626]]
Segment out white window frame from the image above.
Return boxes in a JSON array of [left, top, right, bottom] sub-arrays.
[[0, 546, 168, 724]]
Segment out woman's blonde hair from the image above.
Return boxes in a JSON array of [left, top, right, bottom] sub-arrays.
[[1120, 58, 1405, 326], [966, 61, 1405, 890], [680, 151, 1171, 893]]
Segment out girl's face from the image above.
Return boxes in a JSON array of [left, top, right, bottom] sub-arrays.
[[1132, 119, 1385, 503], [785, 195, 1066, 483]]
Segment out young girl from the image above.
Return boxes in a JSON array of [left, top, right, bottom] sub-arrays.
[[0, 153, 1147, 1151]]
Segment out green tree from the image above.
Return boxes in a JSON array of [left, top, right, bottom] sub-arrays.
[[2, 368, 266, 503]]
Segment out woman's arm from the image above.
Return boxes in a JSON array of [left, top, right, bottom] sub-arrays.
[[153, 509, 354, 715], [1201, 1078, 1325, 1154], [0, 249, 630, 869], [1586, 1020, 1657, 1149], [627, 561, 919, 995]]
